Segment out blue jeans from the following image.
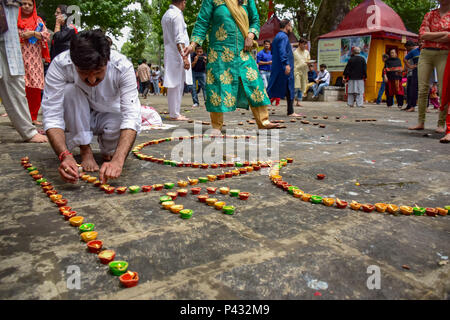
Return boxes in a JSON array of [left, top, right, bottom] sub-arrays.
[[313, 83, 328, 97], [295, 88, 303, 101], [152, 80, 160, 95], [376, 82, 385, 104], [192, 71, 206, 105], [260, 70, 271, 89]]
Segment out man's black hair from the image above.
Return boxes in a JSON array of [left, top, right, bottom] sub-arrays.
[[280, 19, 291, 30], [320, 64, 327, 69], [299, 38, 308, 44], [405, 40, 417, 47], [172, 0, 185, 4], [263, 40, 271, 45], [70, 29, 111, 70], [57, 4, 68, 15], [142, 59, 147, 63]]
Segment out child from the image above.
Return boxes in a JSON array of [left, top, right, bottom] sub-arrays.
[[429, 82, 440, 110], [159, 79, 167, 96]]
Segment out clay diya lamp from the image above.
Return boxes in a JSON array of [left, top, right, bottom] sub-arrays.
[[79, 223, 95, 233], [94, 180, 102, 187], [100, 184, 110, 191], [109, 261, 129, 276], [55, 199, 68, 207], [301, 194, 312, 202], [23, 163, 33, 169], [207, 175, 217, 182], [116, 187, 127, 194], [207, 187, 217, 194], [81, 174, 91, 181], [219, 187, 230, 195], [293, 189, 304, 198], [227, 163, 234, 168], [246, 166, 254, 173], [362, 204, 375, 213], [192, 163, 200, 168], [142, 185, 153, 193], [166, 192, 178, 201], [157, 159, 164, 164], [32, 174, 43, 181], [105, 187, 115, 194], [36, 178, 47, 185], [153, 184, 164, 191], [170, 204, 184, 214], [184, 163, 192, 167], [206, 198, 218, 206], [317, 174, 326, 180], [214, 201, 226, 211], [288, 186, 299, 195], [225, 172, 233, 179], [375, 203, 388, 213], [191, 187, 202, 195], [211, 164, 219, 169], [445, 206, 450, 211], [199, 177, 209, 183], [223, 206, 236, 215], [232, 169, 240, 176], [178, 180, 189, 188], [178, 189, 188, 197], [217, 173, 226, 180], [230, 189, 241, 198], [163, 160, 171, 166], [80, 231, 98, 243], [46, 190, 58, 197], [413, 206, 426, 216], [235, 162, 243, 168], [436, 208, 448, 216], [425, 208, 437, 217], [42, 185, 54, 192], [160, 195, 172, 203], [119, 271, 139, 288], [40, 181, 52, 188], [239, 192, 250, 201], [201, 164, 209, 169], [253, 165, 261, 171], [87, 240, 103, 254], [243, 161, 250, 167], [311, 196, 323, 204], [323, 198, 335, 207], [276, 181, 287, 189], [336, 199, 348, 209], [99, 250, 116, 264], [180, 209, 193, 220], [70, 216, 84, 227], [220, 163, 228, 168], [350, 201, 362, 211], [21, 157, 29, 162], [387, 204, 399, 214], [400, 206, 413, 216], [282, 184, 292, 192], [63, 211, 77, 220], [164, 183, 175, 190], [59, 206, 72, 214], [87, 177, 97, 183], [198, 195, 209, 203], [27, 167, 37, 173], [162, 201, 175, 210], [286, 158, 294, 164], [188, 178, 199, 186]]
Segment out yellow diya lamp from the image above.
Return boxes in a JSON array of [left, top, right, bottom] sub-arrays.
[[214, 201, 226, 211], [170, 204, 184, 214], [207, 175, 217, 182], [301, 194, 312, 202], [350, 201, 362, 211], [375, 203, 388, 213], [87, 176, 97, 183], [246, 166, 254, 173], [206, 198, 218, 206], [162, 201, 176, 210], [178, 180, 189, 188], [387, 204, 399, 214], [400, 206, 413, 216], [219, 187, 230, 195], [69, 216, 84, 227], [293, 189, 304, 198], [232, 169, 240, 176], [81, 174, 91, 181], [50, 194, 63, 203], [188, 177, 199, 185], [436, 207, 448, 216], [81, 231, 98, 243], [322, 198, 335, 207]]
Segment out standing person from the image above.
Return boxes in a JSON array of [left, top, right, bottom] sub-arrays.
[[376, 54, 389, 104], [185, 0, 281, 130], [384, 48, 404, 108], [403, 41, 420, 111], [343, 46, 367, 108], [51, 4, 77, 60], [267, 19, 302, 117], [409, 0, 449, 133], [256, 40, 272, 89], [162, 0, 192, 121], [191, 46, 207, 107], [312, 64, 330, 99], [293, 38, 310, 107], [42, 29, 141, 183], [0, 0, 47, 142], [152, 66, 161, 96], [440, 51, 450, 143], [429, 82, 440, 109], [137, 59, 151, 99], [17, 0, 51, 126]]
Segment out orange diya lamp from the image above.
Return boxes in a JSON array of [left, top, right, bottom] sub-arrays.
[[293, 189, 304, 198], [50, 194, 63, 203], [400, 206, 413, 216], [206, 198, 218, 206], [170, 204, 184, 214], [162, 201, 175, 210], [214, 201, 226, 211], [350, 201, 362, 211], [375, 203, 388, 213], [436, 208, 448, 216], [220, 187, 230, 195], [322, 198, 335, 207], [166, 192, 178, 201], [63, 211, 77, 220], [178, 180, 189, 188], [98, 250, 116, 264], [207, 175, 217, 182], [69, 216, 84, 227], [59, 206, 72, 214], [362, 204, 375, 213], [81, 231, 98, 243], [301, 194, 312, 202], [387, 204, 399, 214], [188, 178, 199, 185]]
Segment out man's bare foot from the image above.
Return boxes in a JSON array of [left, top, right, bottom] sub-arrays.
[[408, 124, 425, 130], [288, 113, 303, 117], [169, 115, 190, 121], [80, 147, 100, 172], [1, 113, 7, 117], [406, 108, 415, 112], [27, 133, 48, 143], [435, 126, 445, 134], [440, 133, 450, 143], [261, 122, 285, 129]]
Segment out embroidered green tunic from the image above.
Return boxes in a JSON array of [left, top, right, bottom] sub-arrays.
[[191, 0, 270, 113]]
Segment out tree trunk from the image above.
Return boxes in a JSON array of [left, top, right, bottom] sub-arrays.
[[309, 0, 352, 59]]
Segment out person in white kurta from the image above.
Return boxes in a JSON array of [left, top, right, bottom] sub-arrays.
[[162, 0, 193, 121], [42, 30, 141, 185]]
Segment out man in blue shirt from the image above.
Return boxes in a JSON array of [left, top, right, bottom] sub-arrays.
[[257, 40, 272, 89], [403, 41, 420, 111]]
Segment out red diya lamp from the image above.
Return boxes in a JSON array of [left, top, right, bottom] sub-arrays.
[[46, 190, 58, 197], [191, 187, 202, 195], [184, 163, 192, 167], [336, 199, 348, 209], [243, 161, 250, 167], [207, 187, 217, 194], [32, 174, 43, 180], [362, 204, 375, 213], [100, 184, 110, 191], [153, 184, 164, 191], [87, 240, 103, 254], [150, 158, 158, 163], [239, 168, 248, 175], [217, 173, 226, 180], [40, 182, 52, 188], [211, 164, 219, 169], [42, 186, 54, 192], [63, 211, 77, 220], [116, 187, 127, 194], [225, 172, 233, 178], [142, 185, 153, 193], [104, 187, 115, 194], [94, 180, 102, 187], [201, 164, 209, 169], [282, 184, 292, 191], [220, 163, 228, 168], [23, 163, 32, 169], [227, 163, 234, 167], [59, 206, 72, 214], [178, 189, 188, 197], [21, 157, 29, 162], [253, 165, 261, 171], [55, 199, 68, 207], [119, 271, 139, 288], [198, 195, 209, 203], [286, 158, 294, 164], [167, 192, 178, 200], [239, 192, 250, 201], [176, 162, 184, 167], [436, 208, 448, 216], [157, 159, 164, 164], [425, 208, 437, 217], [317, 174, 326, 180], [50, 194, 63, 202], [98, 250, 116, 264], [192, 163, 200, 168]]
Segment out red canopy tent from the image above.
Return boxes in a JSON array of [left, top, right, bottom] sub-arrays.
[[258, 14, 299, 46]]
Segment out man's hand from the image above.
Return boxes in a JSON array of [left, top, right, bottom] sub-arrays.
[[99, 160, 123, 185], [183, 42, 196, 57], [21, 31, 35, 40], [59, 156, 80, 184], [285, 65, 291, 75], [183, 57, 190, 70]]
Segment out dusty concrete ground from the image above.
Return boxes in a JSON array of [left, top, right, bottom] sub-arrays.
[[0, 95, 449, 300]]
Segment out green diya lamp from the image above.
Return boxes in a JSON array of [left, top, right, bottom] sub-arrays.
[[311, 196, 323, 204], [27, 166, 37, 172], [288, 186, 299, 195], [223, 206, 236, 215], [129, 186, 141, 194], [79, 223, 95, 233], [230, 189, 241, 197], [164, 183, 175, 189], [163, 160, 171, 165], [235, 162, 243, 168], [180, 209, 193, 220], [160, 196, 172, 203], [36, 178, 47, 185], [413, 206, 426, 216], [109, 261, 129, 276], [199, 177, 209, 183], [445, 206, 450, 211]]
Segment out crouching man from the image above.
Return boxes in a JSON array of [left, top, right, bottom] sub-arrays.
[[42, 29, 141, 184]]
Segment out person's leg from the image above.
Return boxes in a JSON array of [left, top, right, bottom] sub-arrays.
[[25, 86, 42, 123], [210, 112, 224, 131], [317, 83, 327, 97], [154, 80, 160, 95], [397, 95, 404, 108], [347, 92, 354, 107], [93, 112, 123, 158], [376, 82, 385, 104], [167, 87, 180, 119], [286, 83, 295, 115], [191, 72, 199, 106], [436, 50, 449, 131]]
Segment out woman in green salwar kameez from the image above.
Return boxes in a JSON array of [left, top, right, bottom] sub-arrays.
[[185, 0, 280, 130]]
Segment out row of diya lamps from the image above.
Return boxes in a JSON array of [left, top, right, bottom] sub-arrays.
[[269, 160, 449, 217], [20, 157, 139, 288]]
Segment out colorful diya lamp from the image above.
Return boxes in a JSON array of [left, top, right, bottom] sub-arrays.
[[164, 183, 175, 190], [400, 206, 413, 216], [311, 196, 323, 204], [63, 211, 77, 220], [178, 180, 189, 188], [198, 195, 209, 203], [170, 204, 184, 214], [109, 261, 129, 276], [199, 177, 209, 183], [350, 201, 362, 211], [59, 206, 72, 214], [239, 192, 250, 201], [177, 189, 188, 197], [119, 271, 139, 288], [217, 173, 226, 180], [413, 206, 426, 216], [293, 189, 304, 198], [362, 204, 375, 213], [214, 201, 226, 210], [425, 208, 437, 217], [142, 185, 153, 192], [301, 194, 312, 202], [180, 209, 193, 219], [230, 189, 240, 197], [129, 186, 141, 194], [207, 187, 217, 194], [188, 178, 199, 185], [105, 186, 115, 194], [206, 198, 218, 206], [220, 187, 230, 195], [79, 223, 95, 233], [153, 184, 164, 191], [317, 174, 326, 180], [55, 199, 69, 207], [87, 240, 103, 254], [98, 250, 116, 264], [166, 192, 178, 201], [69, 216, 84, 227], [322, 198, 335, 207], [81, 231, 98, 243], [162, 201, 175, 210], [387, 204, 399, 214], [160, 195, 172, 203], [225, 172, 233, 178], [436, 208, 448, 216], [336, 199, 348, 209], [207, 175, 217, 182], [375, 203, 388, 213], [191, 187, 202, 195], [116, 187, 127, 194], [223, 206, 236, 215]]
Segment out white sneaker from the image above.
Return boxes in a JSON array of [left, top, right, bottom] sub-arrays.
[[192, 103, 199, 107]]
